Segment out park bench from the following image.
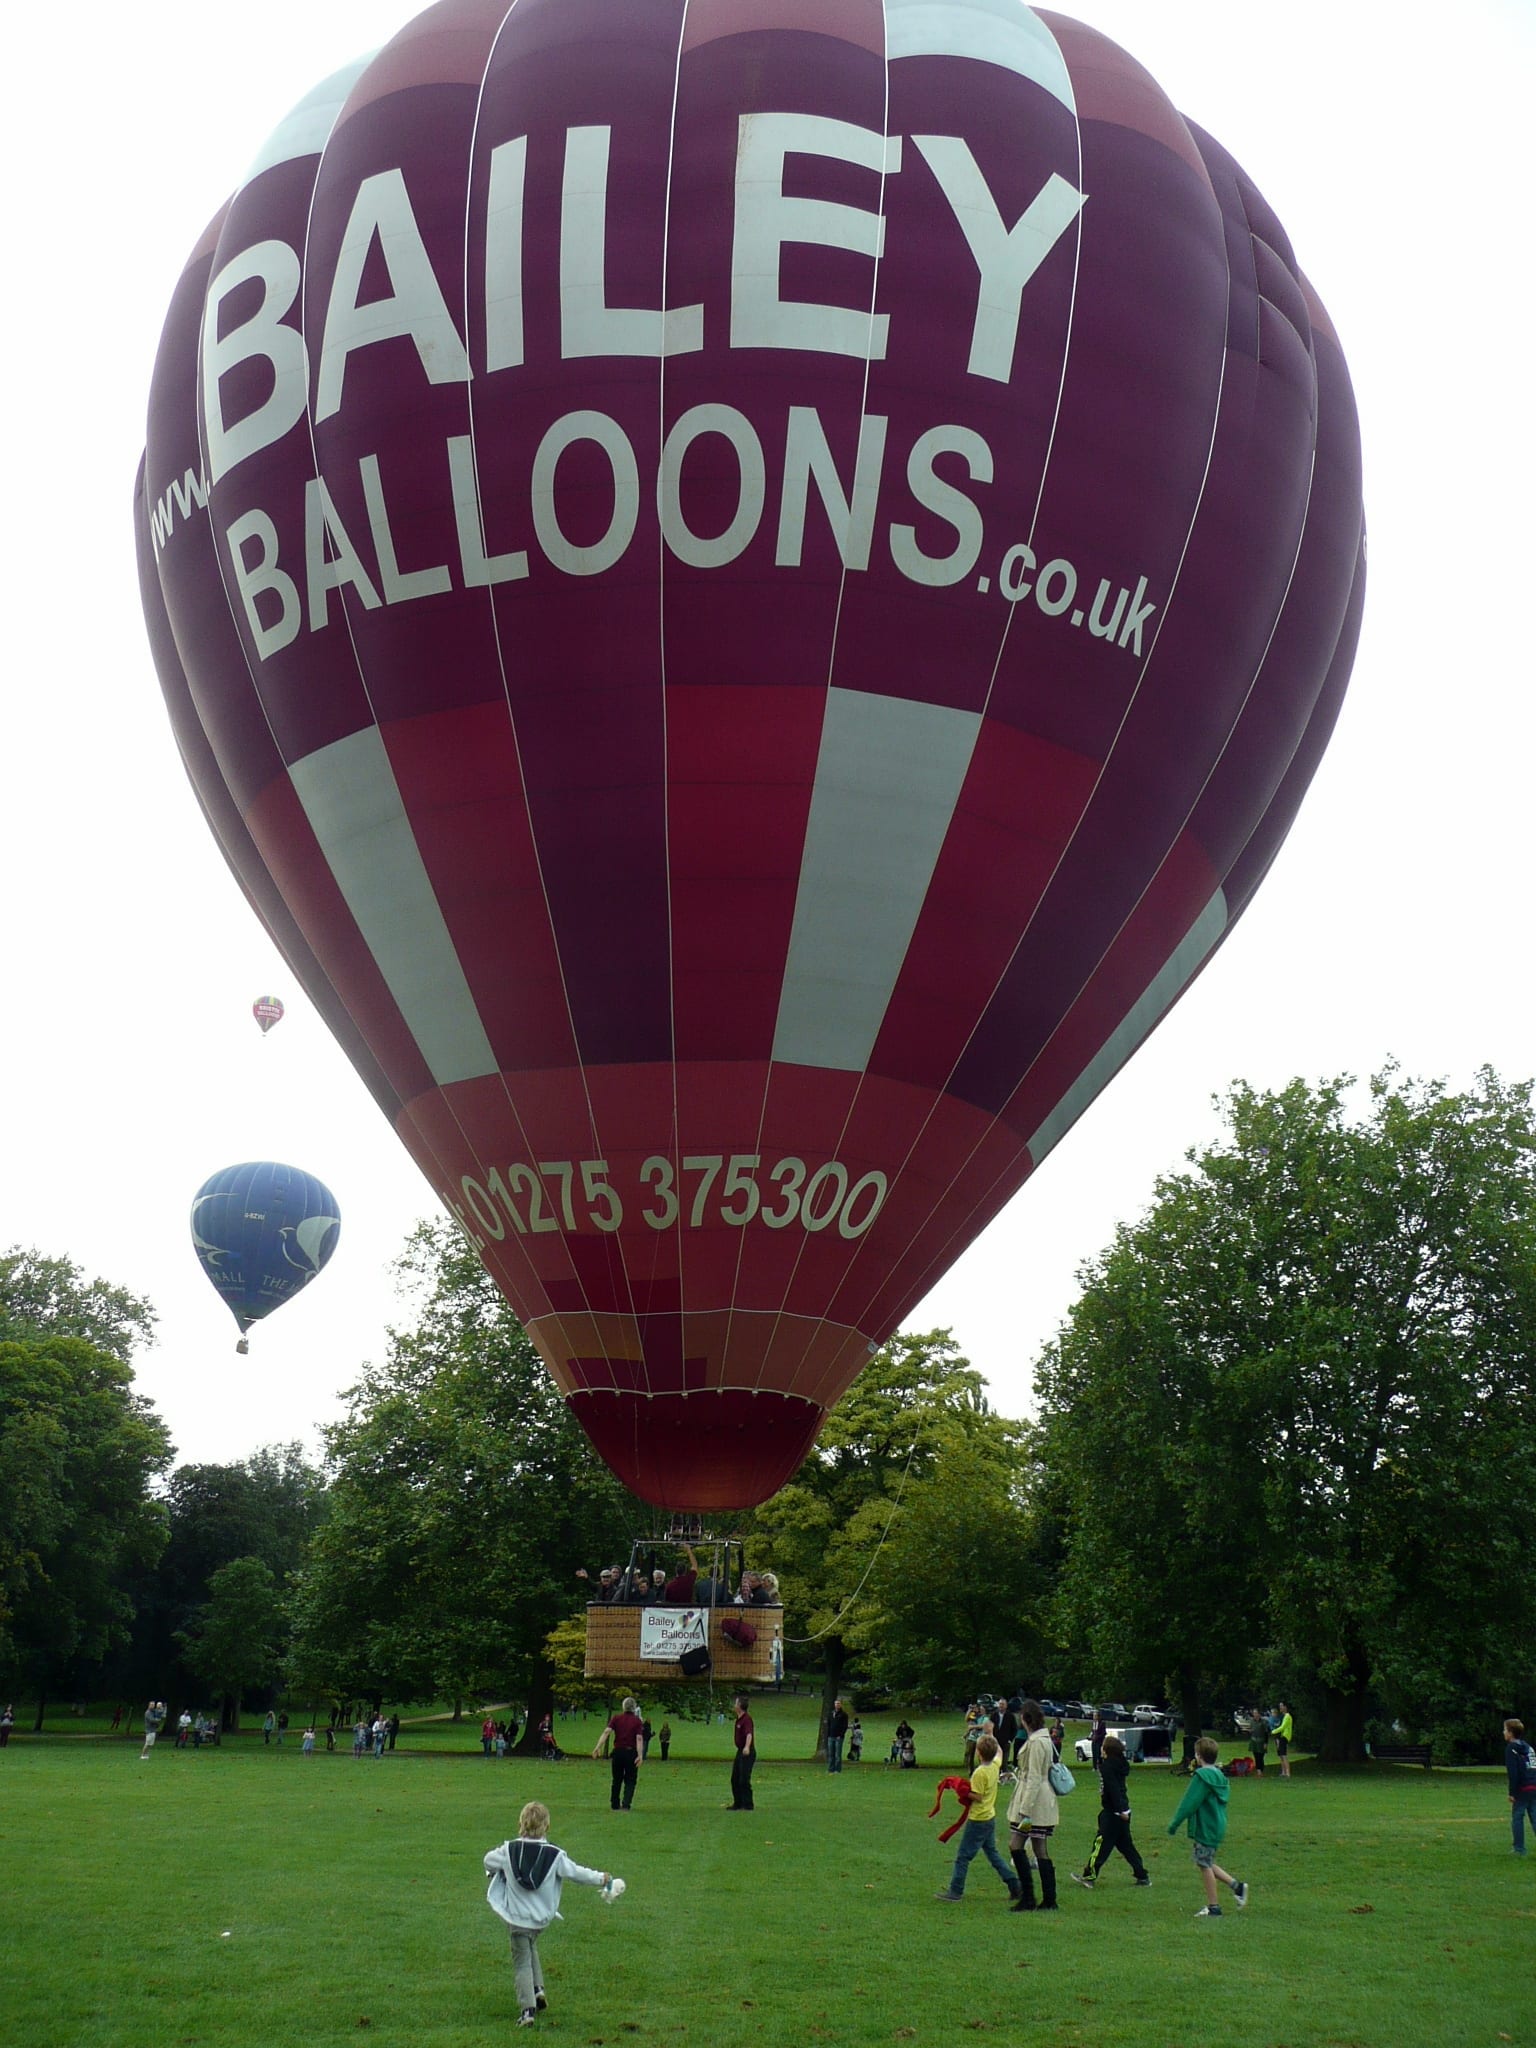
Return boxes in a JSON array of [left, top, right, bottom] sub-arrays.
[[1369, 1742, 1432, 1768]]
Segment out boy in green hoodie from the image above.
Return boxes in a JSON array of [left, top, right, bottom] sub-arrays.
[[1167, 1738, 1249, 1918]]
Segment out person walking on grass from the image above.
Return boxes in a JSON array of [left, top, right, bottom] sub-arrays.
[[594, 1697, 645, 1810], [659, 1720, 671, 1762], [1005, 1700, 1060, 1911], [1503, 1719, 1536, 1855], [726, 1695, 756, 1810], [1167, 1737, 1249, 1917], [484, 1798, 622, 2029], [140, 1700, 166, 1759], [262, 1710, 275, 1746], [936, 1733, 1021, 1904], [1071, 1734, 1150, 1892]]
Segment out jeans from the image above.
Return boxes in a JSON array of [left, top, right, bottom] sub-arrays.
[[1513, 1791, 1536, 1853], [507, 1929, 543, 2012], [827, 1735, 843, 1773], [946, 1818, 1018, 1897]]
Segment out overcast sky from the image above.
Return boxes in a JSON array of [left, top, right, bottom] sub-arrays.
[[3, 0, 1531, 1472]]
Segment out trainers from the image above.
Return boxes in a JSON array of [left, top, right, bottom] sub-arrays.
[[1134, 1876, 1152, 1887], [535, 1994, 548, 2011], [934, 1890, 964, 1902], [517, 2011, 536, 2027], [1069, 1873, 1095, 1890], [1231, 1881, 1249, 1909], [1194, 1905, 1223, 1918]]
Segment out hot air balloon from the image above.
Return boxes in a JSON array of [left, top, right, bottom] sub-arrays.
[[253, 995, 286, 1035], [191, 1162, 341, 1353], [139, 0, 1364, 1508]]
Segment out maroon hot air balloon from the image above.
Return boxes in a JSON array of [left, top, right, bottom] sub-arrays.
[[138, 0, 1364, 1509], [253, 995, 286, 1035]]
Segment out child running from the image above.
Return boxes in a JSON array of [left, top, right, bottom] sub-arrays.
[[935, 1734, 1020, 1904], [1167, 1737, 1249, 1918], [485, 1801, 622, 2026], [1071, 1734, 1150, 1889]]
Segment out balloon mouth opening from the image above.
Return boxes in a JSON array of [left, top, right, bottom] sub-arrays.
[[568, 1386, 826, 1512]]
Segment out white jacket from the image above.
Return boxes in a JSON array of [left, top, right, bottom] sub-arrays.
[[484, 1839, 606, 1932], [1007, 1727, 1060, 1831]]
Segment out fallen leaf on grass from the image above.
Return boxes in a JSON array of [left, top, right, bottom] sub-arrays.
[[893, 2030, 917, 2041], [1347, 1904, 1375, 1915], [740, 2001, 756, 2010]]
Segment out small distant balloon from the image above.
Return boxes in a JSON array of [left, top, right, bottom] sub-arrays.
[[190, 1161, 340, 1353], [252, 996, 285, 1036]]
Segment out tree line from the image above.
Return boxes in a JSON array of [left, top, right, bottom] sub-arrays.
[[4, 1067, 1534, 1758]]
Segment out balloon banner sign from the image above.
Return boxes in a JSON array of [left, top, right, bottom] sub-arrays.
[[139, 0, 1364, 1508], [639, 1608, 708, 1662]]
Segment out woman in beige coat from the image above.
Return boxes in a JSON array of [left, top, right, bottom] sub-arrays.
[[1006, 1699, 1060, 1910]]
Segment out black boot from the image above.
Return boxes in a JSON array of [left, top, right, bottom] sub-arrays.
[[1037, 1858, 1059, 1909], [1010, 1850, 1036, 1911]]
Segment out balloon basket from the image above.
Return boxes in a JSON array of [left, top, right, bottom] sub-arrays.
[[583, 1601, 779, 1683], [584, 1529, 780, 1681]]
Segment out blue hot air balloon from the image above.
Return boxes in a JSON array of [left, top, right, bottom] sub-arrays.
[[190, 1162, 341, 1353]]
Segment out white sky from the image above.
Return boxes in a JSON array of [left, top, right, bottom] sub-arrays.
[[3, 0, 1532, 1470]]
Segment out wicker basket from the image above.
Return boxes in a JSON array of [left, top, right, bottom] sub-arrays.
[[584, 1602, 780, 1683]]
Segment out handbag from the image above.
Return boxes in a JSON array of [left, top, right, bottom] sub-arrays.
[[678, 1644, 712, 1676], [1048, 1757, 1076, 1796]]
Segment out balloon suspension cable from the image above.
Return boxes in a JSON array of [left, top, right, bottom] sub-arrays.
[[780, 1433, 921, 1645]]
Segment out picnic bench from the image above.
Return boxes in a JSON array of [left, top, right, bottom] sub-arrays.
[[1369, 1742, 1432, 1768]]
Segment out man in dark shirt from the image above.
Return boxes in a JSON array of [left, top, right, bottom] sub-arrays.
[[664, 1547, 700, 1604], [827, 1699, 850, 1773], [727, 1695, 756, 1810], [595, 1696, 646, 1810]]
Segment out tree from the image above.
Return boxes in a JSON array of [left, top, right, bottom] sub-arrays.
[[1036, 1069, 1536, 1759], [288, 1222, 640, 1738], [176, 1556, 287, 1719], [0, 1248, 156, 1363], [0, 1334, 172, 1717], [127, 1444, 327, 1713], [748, 1330, 1027, 1751], [852, 1436, 1042, 1702]]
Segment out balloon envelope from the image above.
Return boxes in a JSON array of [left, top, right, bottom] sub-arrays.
[[253, 995, 285, 1035], [190, 1162, 341, 1339], [141, 0, 1364, 1506]]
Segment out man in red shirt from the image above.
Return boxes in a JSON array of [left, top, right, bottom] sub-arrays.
[[594, 1696, 645, 1811], [664, 1546, 699, 1604], [727, 1694, 756, 1811]]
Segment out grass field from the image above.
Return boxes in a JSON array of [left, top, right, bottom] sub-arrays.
[[1, 1696, 1528, 2048]]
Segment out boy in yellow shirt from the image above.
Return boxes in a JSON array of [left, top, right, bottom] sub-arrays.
[[936, 1735, 1022, 1903]]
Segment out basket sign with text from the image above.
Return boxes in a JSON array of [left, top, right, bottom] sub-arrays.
[[640, 1608, 707, 1663]]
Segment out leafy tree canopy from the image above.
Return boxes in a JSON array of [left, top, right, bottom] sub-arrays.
[[0, 1333, 172, 1685], [1035, 1067, 1536, 1757], [0, 1247, 156, 1365]]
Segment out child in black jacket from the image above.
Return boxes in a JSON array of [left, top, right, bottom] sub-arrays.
[[1071, 1736, 1150, 1888]]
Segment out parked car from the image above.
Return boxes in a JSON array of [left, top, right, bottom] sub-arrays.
[[1131, 1704, 1165, 1724], [1074, 1723, 1174, 1764], [1097, 1702, 1129, 1721], [1063, 1700, 1088, 1719]]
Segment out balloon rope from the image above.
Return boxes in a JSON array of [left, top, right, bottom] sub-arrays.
[[779, 1434, 920, 1645]]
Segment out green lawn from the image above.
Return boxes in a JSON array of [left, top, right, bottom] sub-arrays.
[[1, 1698, 1527, 2048]]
